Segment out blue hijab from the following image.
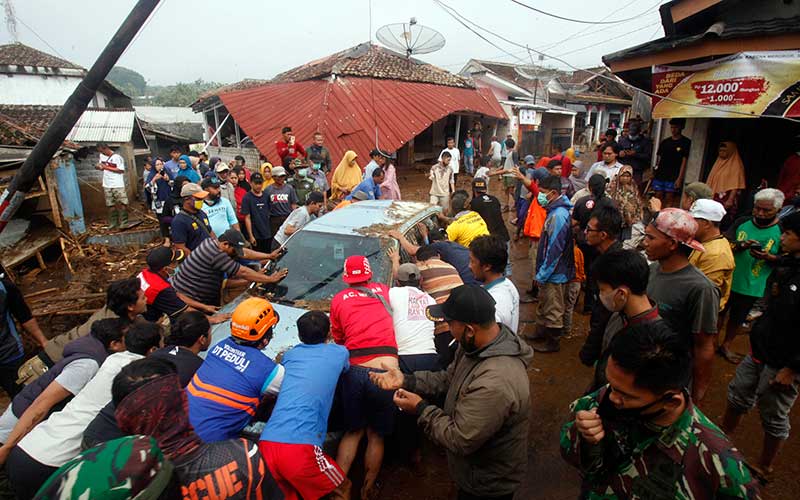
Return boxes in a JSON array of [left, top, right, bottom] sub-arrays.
[[177, 155, 199, 183]]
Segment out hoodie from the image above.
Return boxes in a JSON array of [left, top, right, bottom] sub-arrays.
[[536, 194, 576, 284], [116, 374, 267, 499], [405, 325, 533, 497]]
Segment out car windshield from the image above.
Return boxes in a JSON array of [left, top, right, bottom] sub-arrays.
[[268, 230, 390, 304]]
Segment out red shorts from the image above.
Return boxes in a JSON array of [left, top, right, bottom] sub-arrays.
[[258, 441, 345, 500]]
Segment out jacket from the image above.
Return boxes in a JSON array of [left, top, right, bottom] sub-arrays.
[[751, 255, 800, 372], [535, 195, 575, 284], [406, 325, 533, 496]]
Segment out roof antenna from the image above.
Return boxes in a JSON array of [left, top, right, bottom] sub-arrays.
[[3, 0, 18, 42]]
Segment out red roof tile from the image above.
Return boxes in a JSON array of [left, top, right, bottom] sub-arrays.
[[0, 105, 61, 137], [220, 77, 506, 165], [0, 43, 82, 70]]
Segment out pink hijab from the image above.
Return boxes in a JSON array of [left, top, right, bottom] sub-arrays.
[[380, 163, 401, 200]]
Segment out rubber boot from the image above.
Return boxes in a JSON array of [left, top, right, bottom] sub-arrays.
[[118, 208, 129, 228], [531, 327, 561, 353], [522, 324, 547, 341], [107, 209, 119, 229]]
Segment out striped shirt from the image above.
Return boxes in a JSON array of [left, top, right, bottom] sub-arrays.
[[172, 238, 241, 306], [416, 258, 463, 334]]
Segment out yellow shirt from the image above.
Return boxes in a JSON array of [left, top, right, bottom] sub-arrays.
[[689, 234, 735, 310], [446, 211, 489, 248]]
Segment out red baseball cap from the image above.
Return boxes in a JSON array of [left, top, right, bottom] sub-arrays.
[[342, 255, 373, 284], [652, 208, 705, 252]]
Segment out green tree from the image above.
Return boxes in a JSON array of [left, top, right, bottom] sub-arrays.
[[149, 79, 223, 107], [107, 66, 147, 97]]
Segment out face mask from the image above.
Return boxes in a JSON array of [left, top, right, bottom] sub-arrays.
[[312, 163, 321, 171], [193, 199, 204, 210], [456, 325, 479, 353], [599, 288, 626, 312], [754, 216, 774, 227], [537, 192, 550, 207], [598, 388, 675, 426], [298, 168, 308, 178]]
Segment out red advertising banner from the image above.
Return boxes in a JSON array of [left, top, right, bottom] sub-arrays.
[[651, 51, 800, 118]]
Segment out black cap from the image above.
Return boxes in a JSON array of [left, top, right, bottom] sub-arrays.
[[370, 148, 381, 157], [306, 191, 324, 204], [426, 285, 496, 324], [251, 172, 264, 184], [218, 229, 247, 257], [200, 176, 220, 189], [146, 247, 185, 271], [472, 178, 487, 193]]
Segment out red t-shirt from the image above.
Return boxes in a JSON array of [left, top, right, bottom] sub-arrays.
[[330, 282, 397, 365], [275, 140, 307, 163]]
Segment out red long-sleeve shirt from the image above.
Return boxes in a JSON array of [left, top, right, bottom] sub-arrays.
[[330, 283, 397, 365], [275, 140, 307, 163]]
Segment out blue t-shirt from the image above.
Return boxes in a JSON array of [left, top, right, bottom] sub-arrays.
[[347, 177, 381, 200], [187, 337, 284, 442], [430, 240, 480, 285], [170, 210, 212, 251], [241, 191, 272, 239], [261, 343, 349, 446], [164, 159, 180, 178], [203, 197, 239, 236]]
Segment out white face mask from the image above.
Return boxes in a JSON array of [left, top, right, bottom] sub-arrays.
[[599, 288, 626, 312]]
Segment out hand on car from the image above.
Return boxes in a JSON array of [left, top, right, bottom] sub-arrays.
[[265, 268, 288, 283], [387, 247, 400, 265], [575, 408, 605, 445], [393, 389, 423, 414], [387, 230, 404, 241], [209, 312, 232, 324], [369, 365, 404, 391], [415, 222, 429, 238]]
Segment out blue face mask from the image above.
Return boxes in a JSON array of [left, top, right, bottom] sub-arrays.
[[298, 168, 308, 178], [537, 192, 550, 207], [312, 163, 321, 171]]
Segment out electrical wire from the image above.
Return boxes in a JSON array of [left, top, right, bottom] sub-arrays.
[[434, 0, 800, 123], [509, 0, 662, 25], [14, 16, 68, 61], [554, 22, 660, 58]]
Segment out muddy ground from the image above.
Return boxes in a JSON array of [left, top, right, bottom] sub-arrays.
[[4, 167, 799, 499]]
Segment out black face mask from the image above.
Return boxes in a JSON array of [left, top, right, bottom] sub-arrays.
[[754, 216, 775, 227], [456, 325, 479, 353], [597, 387, 677, 427]]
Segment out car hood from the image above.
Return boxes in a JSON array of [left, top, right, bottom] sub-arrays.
[[206, 293, 308, 361]]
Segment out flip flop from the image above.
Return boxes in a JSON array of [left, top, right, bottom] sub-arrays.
[[717, 347, 743, 364]]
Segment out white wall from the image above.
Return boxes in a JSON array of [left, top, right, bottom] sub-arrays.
[[0, 74, 108, 106]]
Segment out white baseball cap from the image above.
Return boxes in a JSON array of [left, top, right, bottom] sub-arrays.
[[689, 198, 726, 222]]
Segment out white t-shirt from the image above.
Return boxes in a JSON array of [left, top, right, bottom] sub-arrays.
[[474, 167, 490, 187], [99, 153, 126, 189], [490, 141, 502, 161], [388, 287, 437, 356], [0, 358, 99, 444], [487, 278, 519, 333], [275, 206, 314, 245], [439, 147, 461, 174], [18, 351, 142, 467], [585, 160, 623, 182]]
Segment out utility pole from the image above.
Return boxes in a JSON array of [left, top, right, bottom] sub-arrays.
[[0, 0, 161, 233]]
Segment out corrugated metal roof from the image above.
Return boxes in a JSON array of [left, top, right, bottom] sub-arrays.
[[220, 76, 506, 163], [134, 106, 203, 124], [66, 109, 135, 143]]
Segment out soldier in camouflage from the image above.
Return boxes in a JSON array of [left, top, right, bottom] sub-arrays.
[[561, 321, 761, 499]]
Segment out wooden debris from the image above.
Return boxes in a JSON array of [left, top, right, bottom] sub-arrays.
[[23, 287, 59, 300]]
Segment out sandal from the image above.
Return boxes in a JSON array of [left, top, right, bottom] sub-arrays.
[[717, 346, 743, 364]]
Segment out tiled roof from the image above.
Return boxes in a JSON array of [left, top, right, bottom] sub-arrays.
[[0, 105, 61, 137], [195, 79, 270, 106], [0, 113, 40, 147], [558, 67, 607, 85], [472, 60, 565, 93], [273, 42, 472, 88], [0, 43, 82, 69]]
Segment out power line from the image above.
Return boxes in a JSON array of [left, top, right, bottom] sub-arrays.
[[508, 0, 662, 25], [434, 0, 800, 123], [554, 22, 660, 58], [14, 15, 67, 60]]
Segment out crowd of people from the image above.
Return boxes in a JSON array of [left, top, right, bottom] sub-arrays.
[[0, 120, 798, 499]]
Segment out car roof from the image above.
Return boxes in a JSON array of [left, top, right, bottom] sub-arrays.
[[304, 200, 440, 236]]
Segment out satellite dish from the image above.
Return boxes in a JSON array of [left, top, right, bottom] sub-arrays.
[[376, 18, 446, 57], [515, 66, 542, 80]]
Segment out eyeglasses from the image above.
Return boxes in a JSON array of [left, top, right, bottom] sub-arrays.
[[585, 227, 603, 233]]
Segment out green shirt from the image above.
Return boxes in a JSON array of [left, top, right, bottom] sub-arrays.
[[730, 219, 782, 297], [560, 387, 762, 500]]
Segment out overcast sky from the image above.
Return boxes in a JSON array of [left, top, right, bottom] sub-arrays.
[[1, 0, 665, 86]]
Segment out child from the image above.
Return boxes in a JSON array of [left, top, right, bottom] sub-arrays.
[[259, 311, 351, 500]]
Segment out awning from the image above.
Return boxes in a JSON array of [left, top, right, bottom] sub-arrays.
[[651, 50, 800, 119], [219, 77, 507, 163]]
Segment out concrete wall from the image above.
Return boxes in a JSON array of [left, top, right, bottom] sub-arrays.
[[0, 73, 109, 106], [203, 146, 261, 172]]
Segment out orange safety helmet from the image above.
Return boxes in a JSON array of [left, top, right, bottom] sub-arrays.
[[230, 297, 280, 342]]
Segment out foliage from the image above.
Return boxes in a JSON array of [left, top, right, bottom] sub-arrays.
[[143, 80, 224, 107], [107, 66, 147, 97]]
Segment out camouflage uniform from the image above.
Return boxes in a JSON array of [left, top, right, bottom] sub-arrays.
[[560, 386, 762, 499]]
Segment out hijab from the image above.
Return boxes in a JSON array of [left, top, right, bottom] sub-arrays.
[[706, 141, 746, 195], [331, 150, 361, 200], [569, 160, 588, 192], [115, 374, 202, 460], [565, 148, 577, 162], [380, 162, 401, 201]]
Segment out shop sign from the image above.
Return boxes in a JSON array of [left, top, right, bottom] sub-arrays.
[[651, 51, 800, 118]]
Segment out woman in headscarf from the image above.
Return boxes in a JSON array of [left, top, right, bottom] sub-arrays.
[[380, 157, 401, 201], [331, 150, 361, 201], [567, 160, 588, 196], [177, 154, 200, 183], [609, 165, 643, 241], [705, 140, 746, 217], [145, 157, 175, 245], [259, 162, 275, 189]]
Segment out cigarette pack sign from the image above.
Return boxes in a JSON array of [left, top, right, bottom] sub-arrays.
[[651, 51, 800, 119]]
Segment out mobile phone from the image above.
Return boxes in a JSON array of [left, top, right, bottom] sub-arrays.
[[750, 242, 763, 251]]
